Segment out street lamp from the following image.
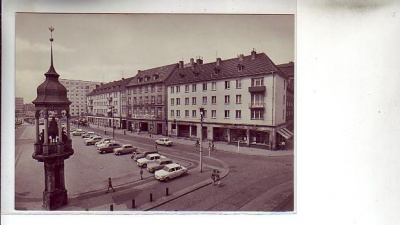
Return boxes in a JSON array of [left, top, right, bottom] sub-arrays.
[[107, 96, 115, 140], [77, 105, 80, 129], [199, 106, 205, 173]]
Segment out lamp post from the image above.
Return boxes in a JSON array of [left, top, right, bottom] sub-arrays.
[[107, 96, 115, 140], [77, 105, 80, 129], [199, 106, 205, 173]]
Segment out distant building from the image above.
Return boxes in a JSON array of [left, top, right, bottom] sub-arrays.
[[59, 79, 102, 117], [15, 97, 25, 119], [24, 103, 36, 118], [277, 62, 294, 131]]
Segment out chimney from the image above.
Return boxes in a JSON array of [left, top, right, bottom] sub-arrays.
[[179, 61, 184, 69], [238, 54, 244, 61], [95, 85, 100, 89], [216, 58, 221, 66], [196, 57, 203, 65], [190, 58, 195, 67], [251, 48, 256, 60], [138, 70, 141, 73]]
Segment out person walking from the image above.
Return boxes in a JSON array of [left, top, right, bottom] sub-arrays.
[[281, 141, 286, 150], [140, 168, 144, 180], [106, 177, 115, 193], [212, 141, 216, 151], [211, 170, 217, 185], [215, 170, 221, 186]]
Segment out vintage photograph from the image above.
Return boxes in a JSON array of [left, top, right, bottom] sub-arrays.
[[14, 13, 295, 212]]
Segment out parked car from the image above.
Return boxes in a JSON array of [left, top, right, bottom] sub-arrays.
[[84, 136, 103, 146], [155, 163, 188, 181], [113, 144, 138, 155], [136, 153, 165, 168], [72, 129, 85, 136], [132, 150, 159, 161], [82, 131, 95, 138], [95, 138, 113, 147], [97, 142, 122, 154], [147, 158, 174, 173], [155, 138, 173, 146]]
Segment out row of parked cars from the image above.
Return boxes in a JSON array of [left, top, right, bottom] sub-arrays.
[[71, 128, 188, 182]]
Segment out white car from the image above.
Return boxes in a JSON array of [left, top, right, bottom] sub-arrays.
[[113, 144, 138, 155], [84, 136, 103, 146], [155, 163, 188, 181], [82, 131, 95, 139], [72, 129, 85, 136], [155, 138, 173, 146], [136, 153, 165, 168], [95, 138, 113, 147]]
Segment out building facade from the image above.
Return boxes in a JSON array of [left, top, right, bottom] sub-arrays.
[[166, 50, 293, 150], [277, 62, 294, 131], [125, 64, 178, 135], [86, 78, 133, 129], [59, 79, 102, 117]]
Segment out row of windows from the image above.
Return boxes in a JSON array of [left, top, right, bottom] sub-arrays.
[[170, 109, 264, 120], [128, 85, 163, 94], [170, 95, 243, 106]]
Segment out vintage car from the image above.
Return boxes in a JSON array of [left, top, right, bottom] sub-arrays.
[[146, 158, 174, 173], [97, 142, 122, 154], [113, 144, 138, 155], [132, 150, 159, 161], [95, 138, 114, 147], [71, 129, 85, 136], [82, 131, 95, 138], [155, 138, 173, 146], [136, 153, 165, 168], [84, 136, 103, 146], [155, 163, 188, 181]]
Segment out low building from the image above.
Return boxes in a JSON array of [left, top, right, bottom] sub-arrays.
[[166, 49, 293, 150]]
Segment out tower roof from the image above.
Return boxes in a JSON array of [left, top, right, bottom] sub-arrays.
[[32, 27, 71, 107]]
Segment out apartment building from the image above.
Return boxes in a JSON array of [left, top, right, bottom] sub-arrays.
[[15, 97, 25, 119], [59, 79, 102, 117], [166, 50, 293, 150], [277, 62, 294, 131], [86, 78, 133, 129], [125, 64, 178, 135]]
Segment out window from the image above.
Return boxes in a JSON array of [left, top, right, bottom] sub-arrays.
[[157, 95, 162, 104], [192, 97, 197, 105], [171, 98, 175, 106], [176, 98, 181, 105], [185, 85, 189, 93], [202, 83, 207, 91], [185, 110, 189, 118], [211, 110, 216, 118], [170, 86, 174, 94], [212, 96, 217, 104], [133, 87, 137, 94], [145, 86, 149, 93], [252, 77, 264, 86], [171, 110, 174, 117], [139, 87, 142, 94], [176, 86, 180, 93], [251, 109, 264, 120], [236, 95, 242, 104], [236, 79, 242, 89], [224, 110, 230, 118], [203, 110, 207, 118], [224, 95, 230, 104], [151, 84, 155, 92], [225, 81, 230, 89], [202, 96, 207, 105], [284, 80, 286, 90], [192, 110, 196, 118], [185, 97, 189, 105], [176, 110, 180, 117], [158, 86, 163, 92], [283, 110, 285, 119], [283, 95, 286, 104], [211, 82, 217, 91], [151, 96, 155, 104], [192, 84, 197, 92], [235, 110, 242, 119]]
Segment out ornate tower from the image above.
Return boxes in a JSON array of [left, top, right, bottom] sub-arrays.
[[32, 27, 74, 210]]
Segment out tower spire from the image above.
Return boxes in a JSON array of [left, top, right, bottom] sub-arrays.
[[45, 26, 59, 77]]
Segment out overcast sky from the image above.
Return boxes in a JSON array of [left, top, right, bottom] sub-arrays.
[[16, 13, 294, 103]]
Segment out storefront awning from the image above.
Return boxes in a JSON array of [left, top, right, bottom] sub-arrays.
[[277, 128, 294, 139]]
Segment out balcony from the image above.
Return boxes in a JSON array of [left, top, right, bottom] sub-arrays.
[[248, 102, 266, 108], [248, 86, 266, 93]]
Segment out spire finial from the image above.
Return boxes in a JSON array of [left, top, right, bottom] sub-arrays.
[[49, 26, 54, 42], [49, 26, 54, 68]]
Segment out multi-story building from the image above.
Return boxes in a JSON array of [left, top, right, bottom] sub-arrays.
[[86, 78, 133, 129], [59, 79, 102, 117], [277, 62, 294, 131], [24, 103, 36, 118], [125, 64, 178, 135], [166, 49, 293, 150], [15, 97, 25, 120]]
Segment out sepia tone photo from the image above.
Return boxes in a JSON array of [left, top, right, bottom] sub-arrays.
[[14, 13, 295, 212]]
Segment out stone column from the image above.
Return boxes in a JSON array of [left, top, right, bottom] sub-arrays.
[[59, 161, 66, 189], [246, 129, 250, 146], [66, 112, 70, 139], [57, 115, 63, 143], [35, 111, 40, 143]]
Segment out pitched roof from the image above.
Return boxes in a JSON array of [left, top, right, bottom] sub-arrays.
[[87, 77, 133, 96], [126, 64, 178, 87], [277, 62, 294, 77], [166, 52, 286, 86]]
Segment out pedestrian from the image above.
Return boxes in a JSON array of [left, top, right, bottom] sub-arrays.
[[215, 170, 221, 186], [212, 141, 216, 151], [211, 170, 217, 185], [155, 144, 158, 150], [281, 141, 286, 150], [106, 177, 115, 193], [140, 168, 144, 180]]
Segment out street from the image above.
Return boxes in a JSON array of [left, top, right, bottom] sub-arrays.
[[15, 123, 294, 211]]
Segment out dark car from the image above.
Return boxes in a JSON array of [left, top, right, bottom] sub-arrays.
[[132, 150, 158, 161], [97, 142, 122, 154]]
